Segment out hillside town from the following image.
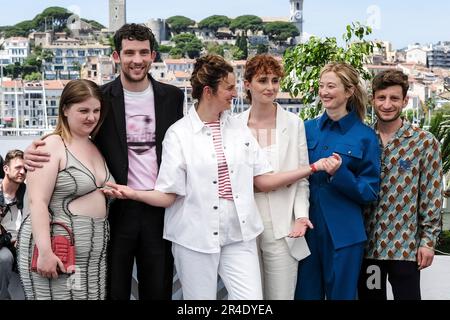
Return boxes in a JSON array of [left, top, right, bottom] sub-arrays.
[[0, 0, 449, 131]]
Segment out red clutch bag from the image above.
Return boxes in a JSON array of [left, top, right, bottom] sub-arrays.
[[31, 221, 76, 274]]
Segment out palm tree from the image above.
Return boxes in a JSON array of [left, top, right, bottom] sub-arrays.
[[427, 112, 450, 196]]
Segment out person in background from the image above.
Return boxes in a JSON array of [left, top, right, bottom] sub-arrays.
[[0, 149, 26, 300], [103, 54, 341, 300], [23, 24, 184, 300], [358, 70, 442, 300], [295, 62, 381, 300], [0, 155, 4, 179], [236, 54, 312, 299]]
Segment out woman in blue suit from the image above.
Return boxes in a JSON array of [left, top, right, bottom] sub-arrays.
[[295, 62, 381, 300]]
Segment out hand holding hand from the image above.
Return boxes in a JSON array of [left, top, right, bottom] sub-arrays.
[[102, 182, 137, 200], [288, 217, 314, 238], [322, 153, 342, 176]]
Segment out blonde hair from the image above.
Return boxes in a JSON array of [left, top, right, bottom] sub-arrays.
[[320, 62, 367, 120], [51, 79, 105, 141]]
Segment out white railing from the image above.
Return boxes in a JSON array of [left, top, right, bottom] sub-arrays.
[[0, 127, 53, 136]]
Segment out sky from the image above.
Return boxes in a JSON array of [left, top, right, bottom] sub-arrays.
[[0, 0, 449, 49]]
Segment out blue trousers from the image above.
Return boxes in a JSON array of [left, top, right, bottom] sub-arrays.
[[295, 210, 364, 300]]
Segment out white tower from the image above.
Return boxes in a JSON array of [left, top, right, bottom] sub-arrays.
[[289, 0, 303, 43], [109, 0, 126, 32]]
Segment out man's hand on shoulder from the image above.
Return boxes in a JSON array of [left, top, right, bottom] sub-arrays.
[[24, 139, 50, 171]]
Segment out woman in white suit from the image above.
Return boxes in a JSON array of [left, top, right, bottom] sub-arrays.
[[237, 54, 312, 299]]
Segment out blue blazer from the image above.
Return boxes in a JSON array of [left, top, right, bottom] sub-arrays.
[[305, 111, 381, 249]]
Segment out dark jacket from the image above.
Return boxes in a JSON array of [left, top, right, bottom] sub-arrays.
[[96, 75, 184, 185]]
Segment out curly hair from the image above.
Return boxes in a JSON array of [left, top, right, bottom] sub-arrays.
[[114, 23, 156, 53], [190, 55, 234, 100], [244, 54, 284, 103], [372, 70, 409, 98]]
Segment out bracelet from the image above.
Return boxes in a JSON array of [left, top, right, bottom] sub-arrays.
[[310, 163, 317, 173]]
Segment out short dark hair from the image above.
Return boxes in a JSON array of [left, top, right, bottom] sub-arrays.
[[4, 149, 24, 167], [372, 70, 409, 98], [114, 23, 156, 53]]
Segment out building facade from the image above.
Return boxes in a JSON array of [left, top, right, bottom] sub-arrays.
[[427, 43, 450, 69], [42, 44, 112, 80], [3, 37, 30, 64]]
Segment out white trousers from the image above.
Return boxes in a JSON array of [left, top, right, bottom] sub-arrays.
[[172, 239, 263, 300], [256, 194, 298, 300]]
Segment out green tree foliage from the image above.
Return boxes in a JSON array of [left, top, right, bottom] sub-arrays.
[[256, 44, 269, 54], [4, 26, 29, 38], [438, 102, 450, 114], [235, 33, 248, 59], [31, 45, 54, 64], [14, 20, 36, 30], [4, 59, 40, 79], [104, 35, 115, 48], [23, 53, 42, 69], [166, 16, 195, 34], [223, 45, 244, 60], [158, 45, 173, 53], [169, 47, 184, 59], [81, 19, 105, 30], [24, 71, 42, 81], [34, 7, 72, 32], [4, 63, 22, 79], [171, 33, 203, 58], [1, 7, 104, 37], [283, 22, 378, 118], [229, 15, 263, 33], [427, 112, 450, 175], [198, 15, 231, 33], [205, 42, 225, 56], [41, 49, 54, 63], [264, 21, 299, 45], [1, 20, 35, 37]]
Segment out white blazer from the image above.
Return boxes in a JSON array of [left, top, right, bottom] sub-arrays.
[[236, 104, 310, 260]]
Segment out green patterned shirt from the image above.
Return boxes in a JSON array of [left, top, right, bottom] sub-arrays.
[[364, 120, 443, 261]]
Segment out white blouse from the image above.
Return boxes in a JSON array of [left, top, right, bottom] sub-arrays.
[[155, 106, 272, 253]]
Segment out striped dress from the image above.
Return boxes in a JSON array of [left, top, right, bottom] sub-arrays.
[[17, 145, 114, 300]]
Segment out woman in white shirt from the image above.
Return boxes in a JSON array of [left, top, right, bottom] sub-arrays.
[[103, 55, 341, 300], [237, 54, 311, 299]]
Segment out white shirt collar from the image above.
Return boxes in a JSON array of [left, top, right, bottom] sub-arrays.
[[188, 104, 232, 133]]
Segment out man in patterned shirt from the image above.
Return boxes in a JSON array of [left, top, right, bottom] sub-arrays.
[[358, 70, 443, 300]]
